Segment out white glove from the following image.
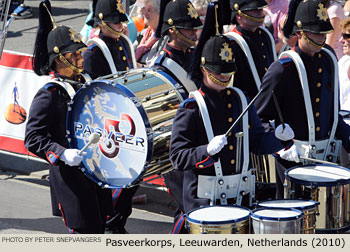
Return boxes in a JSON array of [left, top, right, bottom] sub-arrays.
[[60, 149, 86, 167], [275, 123, 295, 141], [207, 134, 228, 156], [278, 144, 300, 163]]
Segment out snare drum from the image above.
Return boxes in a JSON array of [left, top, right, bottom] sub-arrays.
[[257, 199, 319, 234], [186, 205, 251, 234], [285, 164, 350, 233], [251, 208, 303, 234], [66, 67, 188, 188]]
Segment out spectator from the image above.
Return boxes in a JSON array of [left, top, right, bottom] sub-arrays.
[[135, 0, 160, 65], [264, 0, 289, 54], [326, 0, 345, 59]]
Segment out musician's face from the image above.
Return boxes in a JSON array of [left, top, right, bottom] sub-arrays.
[[100, 22, 124, 39], [168, 28, 198, 50], [237, 9, 266, 32], [55, 51, 84, 79], [202, 67, 232, 92], [297, 31, 326, 56]]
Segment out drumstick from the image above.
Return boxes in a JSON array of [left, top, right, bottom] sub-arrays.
[[272, 91, 285, 130], [78, 133, 100, 155], [225, 89, 263, 137], [300, 157, 338, 166]]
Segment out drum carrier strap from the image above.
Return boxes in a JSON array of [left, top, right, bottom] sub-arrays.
[[278, 48, 340, 163], [154, 55, 198, 93], [87, 35, 137, 75], [225, 28, 277, 91], [190, 87, 255, 206], [49, 79, 76, 99]]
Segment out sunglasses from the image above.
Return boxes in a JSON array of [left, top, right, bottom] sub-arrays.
[[342, 33, 350, 40]]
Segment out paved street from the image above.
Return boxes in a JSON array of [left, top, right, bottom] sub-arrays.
[[0, 170, 175, 234], [4, 0, 91, 55]]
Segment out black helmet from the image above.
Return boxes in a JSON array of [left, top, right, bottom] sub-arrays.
[[33, 0, 86, 76], [91, 0, 128, 27], [190, 1, 237, 84], [283, 0, 333, 38], [47, 26, 86, 67], [155, 0, 203, 37], [230, 0, 267, 24]]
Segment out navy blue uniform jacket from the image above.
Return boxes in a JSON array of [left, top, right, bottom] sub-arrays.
[[24, 79, 112, 230], [169, 84, 284, 213]]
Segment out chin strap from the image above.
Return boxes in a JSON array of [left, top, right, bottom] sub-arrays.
[[300, 30, 325, 49], [101, 20, 124, 37], [172, 26, 197, 47], [58, 54, 83, 74], [238, 10, 265, 23], [203, 67, 234, 87]]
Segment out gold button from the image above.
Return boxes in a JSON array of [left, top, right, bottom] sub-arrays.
[[315, 112, 320, 117], [318, 68, 322, 73], [123, 56, 126, 61], [317, 82, 321, 87], [229, 145, 234, 150], [259, 30, 262, 35], [228, 132, 232, 137], [119, 46, 123, 51], [227, 103, 232, 109], [198, 165, 204, 168], [126, 66, 130, 71], [316, 126, 320, 132], [248, 124, 251, 129], [231, 159, 235, 165], [261, 42, 264, 46], [226, 90, 231, 95], [228, 117, 233, 123], [263, 54, 266, 59], [315, 98, 320, 103], [318, 54, 322, 58], [264, 67, 268, 72]]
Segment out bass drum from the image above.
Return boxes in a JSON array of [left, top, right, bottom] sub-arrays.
[[66, 67, 188, 188]]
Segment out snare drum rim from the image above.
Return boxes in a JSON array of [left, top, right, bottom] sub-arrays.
[[285, 164, 350, 187], [186, 205, 251, 225], [257, 199, 320, 211], [66, 80, 153, 188], [251, 207, 304, 221]]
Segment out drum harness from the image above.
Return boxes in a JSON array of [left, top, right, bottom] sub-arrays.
[[190, 87, 255, 206], [86, 35, 137, 75], [225, 28, 277, 184], [278, 48, 341, 164]]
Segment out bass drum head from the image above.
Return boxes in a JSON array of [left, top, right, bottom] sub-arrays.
[[66, 80, 152, 188]]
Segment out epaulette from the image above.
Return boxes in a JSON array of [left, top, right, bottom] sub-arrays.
[[179, 97, 196, 109], [153, 50, 167, 66], [278, 57, 293, 67], [42, 83, 57, 92], [88, 43, 98, 51]]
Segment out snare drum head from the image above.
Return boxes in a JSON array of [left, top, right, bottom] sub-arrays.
[[258, 199, 319, 210], [252, 208, 303, 221], [187, 205, 251, 224], [66, 80, 152, 188], [286, 164, 350, 186]]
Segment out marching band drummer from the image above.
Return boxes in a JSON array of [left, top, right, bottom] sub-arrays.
[[152, 0, 203, 234], [83, 0, 135, 79], [153, 0, 203, 74], [169, 1, 297, 222], [224, 0, 277, 99], [255, 0, 350, 199], [82, 0, 138, 234], [24, 0, 112, 234]]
